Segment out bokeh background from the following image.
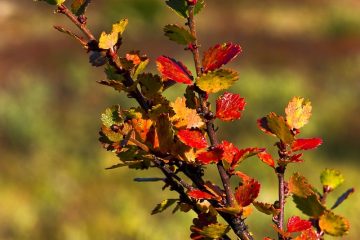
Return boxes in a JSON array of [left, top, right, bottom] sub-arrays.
[[1, 0, 359, 239]]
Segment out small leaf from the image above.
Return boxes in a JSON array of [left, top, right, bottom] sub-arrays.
[[319, 211, 350, 236], [101, 106, 122, 128], [196, 69, 239, 93], [291, 138, 323, 151], [257, 151, 275, 168], [170, 97, 204, 129], [217, 140, 240, 164], [178, 129, 207, 149], [253, 201, 280, 216], [188, 189, 215, 200], [285, 97, 312, 129], [263, 112, 294, 144], [331, 188, 355, 209], [215, 92, 246, 121], [164, 24, 195, 45], [196, 148, 223, 164], [289, 172, 314, 198], [151, 199, 178, 215], [156, 56, 193, 84], [232, 147, 265, 167], [165, 0, 205, 19], [286, 216, 312, 233], [235, 177, 260, 207], [200, 223, 231, 239], [293, 229, 318, 240], [71, 0, 91, 16], [98, 19, 128, 49], [202, 43, 242, 72], [35, 0, 65, 5], [293, 194, 326, 218], [320, 169, 344, 190]]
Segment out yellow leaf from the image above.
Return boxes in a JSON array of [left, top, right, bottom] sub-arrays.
[[285, 97, 312, 129], [170, 97, 204, 129], [98, 19, 128, 49], [319, 211, 350, 236]]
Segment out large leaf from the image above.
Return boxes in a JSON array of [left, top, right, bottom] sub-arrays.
[[286, 216, 312, 233], [170, 97, 204, 129], [319, 211, 350, 236], [165, 0, 205, 19], [293, 194, 326, 218], [178, 129, 207, 149], [202, 43, 242, 72], [291, 138, 323, 151], [215, 92, 245, 121], [98, 19, 128, 49], [288, 172, 314, 198], [285, 97, 312, 129], [151, 199, 178, 215], [156, 56, 193, 84], [71, 0, 91, 16], [320, 169, 344, 190], [164, 24, 195, 45], [196, 69, 239, 93]]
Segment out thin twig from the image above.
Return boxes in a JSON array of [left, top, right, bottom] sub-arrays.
[[276, 142, 287, 240]]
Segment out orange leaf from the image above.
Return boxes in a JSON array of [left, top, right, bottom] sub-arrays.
[[257, 151, 275, 168], [235, 176, 260, 207], [217, 140, 240, 164], [196, 148, 223, 164], [156, 55, 193, 84], [188, 189, 215, 200], [178, 129, 208, 149], [216, 92, 246, 121], [291, 138, 323, 151], [170, 97, 204, 129]]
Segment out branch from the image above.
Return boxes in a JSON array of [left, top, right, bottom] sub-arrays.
[[275, 142, 287, 240]]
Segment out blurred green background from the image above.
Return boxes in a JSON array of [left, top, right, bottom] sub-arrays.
[[0, 0, 359, 239]]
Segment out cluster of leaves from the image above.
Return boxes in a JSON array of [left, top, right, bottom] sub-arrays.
[[36, 0, 354, 239]]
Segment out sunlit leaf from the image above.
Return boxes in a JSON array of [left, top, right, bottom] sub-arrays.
[[196, 148, 223, 164], [285, 97, 312, 130], [71, 0, 91, 16], [156, 56, 193, 84], [165, 0, 205, 19], [257, 151, 275, 168], [217, 140, 240, 164], [259, 112, 294, 144], [101, 106, 122, 128], [235, 177, 260, 207], [320, 169, 344, 190], [331, 188, 355, 209], [293, 229, 318, 240], [178, 129, 207, 149], [170, 97, 204, 129], [202, 43, 242, 72], [286, 216, 312, 233], [215, 92, 245, 121], [231, 147, 264, 168], [289, 172, 314, 198], [252, 201, 280, 216], [291, 138, 323, 151], [196, 69, 239, 93], [164, 24, 195, 45], [319, 211, 350, 236], [151, 199, 178, 215], [188, 189, 215, 200], [98, 19, 128, 49], [293, 194, 326, 217], [35, 0, 65, 5]]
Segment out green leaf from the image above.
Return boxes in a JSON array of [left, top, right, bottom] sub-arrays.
[[151, 199, 178, 215], [99, 19, 128, 49], [138, 73, 163, 98], [266, 112, 294, 144], [293, 194, 326, 218], [164, 24, 195, 45], [196, 69, 239, 93], [101, 106, 122, 128], [288, 172, 314, 198], [200, 223, 231, 239], [104, 65, 125, 81], [98, 80, 125, 92], [320, 169, 344, 190], [71, 0, 91, 16], [253, 201, 280, 216], [165, 0, 205, 18], [35, 0, 65, 5], [117, 146, 151, 170], [319, 211, 350, 236]]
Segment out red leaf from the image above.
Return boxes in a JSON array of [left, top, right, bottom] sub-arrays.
[[288, 153, 303, 163], [232, 147, 265, 168], [257, 151, 275, 168], [188, 189, 215, 200], [294, 229, 318, 240], [217, 140, 240, 164], [196, 148, 223, 164], [202, 43, 242, 72], [291, 138, 323, 151], [287, 216, 312, 233], [235, 177, 260, 207], [156, 55, 193, 84], [178, 129, 208, 149], [216, 92, 246, 121]]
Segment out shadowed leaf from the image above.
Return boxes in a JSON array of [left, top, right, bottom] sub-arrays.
[[293, 194, 326, 217], [289, 172, 314, 198], [165, 0, 205, 18], [164, 24, 195, 45]]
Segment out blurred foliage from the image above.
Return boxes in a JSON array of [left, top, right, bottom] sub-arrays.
[[0, 0, 359, 239]]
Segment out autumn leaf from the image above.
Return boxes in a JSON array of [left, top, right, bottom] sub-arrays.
[[232, 147, 265, 167], [98, 19, 128, 49], [188, 189, 215, 200], [257, 151, 275, 168], [71, 0, 91, 16], [286, 216, 312, 233], [215, 92, 246, 121], [285, 97, 312, 129], [293, 229, 318, 240], [217, 140, 240, 164], [138, 73, 163, 98], [235, 177, 260, 207], [293, 194, 326, 218], [202, 43, 242, 72], [166, 0, 205, 19], [319, 211, 350, 236], [164, 24, 195, 45], [253, 201, 280, 216], [155, 114, 175, 154], [178, 129, 207, 149], [291, 138, 323, 151], [258, 112, 294, 144], [288, 172, 314, 198], [151, 199, 178, 215], [196, 148, 223, 164], [196, 69, 239, 93], [156, 56, 193, 84], [170, 97, 204, 129]]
